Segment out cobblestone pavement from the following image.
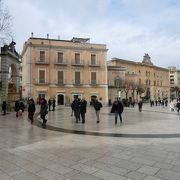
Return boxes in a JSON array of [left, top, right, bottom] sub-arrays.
[[0, 104, 180, 180]]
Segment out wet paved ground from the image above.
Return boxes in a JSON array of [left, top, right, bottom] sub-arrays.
[[0, 104, 180, 180]]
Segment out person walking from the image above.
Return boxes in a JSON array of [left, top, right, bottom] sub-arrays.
[[71, 97, 81, 123], [80, 98, 87, 123], [176, 99, 180, 113], [40, 98, 48, 128], [138, 98, 143, 112], [52, 98, 56, 111], [112, 98, 124, 124], [1, 101, 7, 115], [93, 98, 102, 123], [48, 98, 52, 111], [28, 98, 36, 124], [15, 99, 20, 117]]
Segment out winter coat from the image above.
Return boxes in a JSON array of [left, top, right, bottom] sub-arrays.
[[113, 101, 124, 113], [94, 101, 102, 111], [80, 100, 87, 113], [40, 103, 48, 115]]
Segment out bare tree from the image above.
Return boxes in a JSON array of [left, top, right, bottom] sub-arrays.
[[0, 0, 13, 44]]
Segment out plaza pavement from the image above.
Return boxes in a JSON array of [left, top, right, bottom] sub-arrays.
[[0, 104, 180, 180]]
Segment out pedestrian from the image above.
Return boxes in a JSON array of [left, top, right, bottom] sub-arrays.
[[48, 98, 51, 111], [112, 98, 124, 124], [15, 99, 20, 117], [71, 97, 81, 123], [138, 98, 143, 112], [40, 98, 48, 128], [1, 101, 7, 115], [176, 99, 180, 113], [19, 101, 25, 113], [28, 98, 36, 124], [93, 98, 102, 123], [70, 101, 74, 116], [80, 98, 87, 123], [52, 98, 56, 111]]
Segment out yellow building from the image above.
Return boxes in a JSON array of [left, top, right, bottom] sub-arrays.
[[21, 35, 108, 105], [108, 54, 170, 101]]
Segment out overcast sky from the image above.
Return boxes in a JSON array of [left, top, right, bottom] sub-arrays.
[[4, 0, 180, 69]]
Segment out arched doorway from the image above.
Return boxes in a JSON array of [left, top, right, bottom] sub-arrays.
[[57, 94, 65, 105], [0, 42, 20, 104]]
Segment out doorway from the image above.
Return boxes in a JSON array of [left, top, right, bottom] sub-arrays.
[[57, 94, 64, 105]]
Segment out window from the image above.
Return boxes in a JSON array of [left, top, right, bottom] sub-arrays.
[[139, 78, 141, 85], [91, 54, 96, 65], [57, 71, 63, 84], [75, 72, 80, 84], [154, 80, 156, 86], [91, 72, 97, 84], [39, 70, 45, 83], [40, 51, 45, 61], [75, 53, 80, 64], [58, 52, 63, 63]]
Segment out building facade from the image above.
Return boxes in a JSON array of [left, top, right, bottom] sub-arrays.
[[108, 54, 170, 101], [21, 35, 108, 105], [168, 66, 180, 98]]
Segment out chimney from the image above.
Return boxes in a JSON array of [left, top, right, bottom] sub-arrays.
[[31, 32, 34, 38], [47, 33, 49, 39]]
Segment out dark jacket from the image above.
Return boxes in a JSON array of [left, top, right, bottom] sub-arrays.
[[40, 103, 48, 115], [94, 101, 102, 111], [113, 100, 124, 113], [80, 100, 87, 113], [15, 100, 20, 112], [28, 102, 36, 113], [1, 101, 7, 111], [71, 99, 80, 111]]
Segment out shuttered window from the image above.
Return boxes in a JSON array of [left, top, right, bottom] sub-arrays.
[[75, 53, 80, 64], [39, 70, 45, 83], [40, 51, 45, 61], [58, 52, 63, 63], [58, 71, 63, 84], [75, 72, 80, 84]]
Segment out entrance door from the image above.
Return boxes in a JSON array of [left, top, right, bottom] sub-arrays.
[[90, 95, 97, 106], [57, 94, 64, 105]]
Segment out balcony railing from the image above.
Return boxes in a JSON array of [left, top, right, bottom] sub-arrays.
[[89, 61, 100, 67], [72, 60, 84, 66], [56, 80, 65, 86], [54, 59, 67, 66], [73, 80, 83, 85], [33, 80, 50, 85], [35, 59, 49, 65], [91, 80, 99, 85]]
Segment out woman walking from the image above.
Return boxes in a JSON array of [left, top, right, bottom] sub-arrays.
[[40, 98, 48, 128]]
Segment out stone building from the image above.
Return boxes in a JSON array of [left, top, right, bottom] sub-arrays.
[[0, 42, 21, 105], [168, 66, 180, 98], [108, 54, 170, 101], [21, 35, 108, 105]]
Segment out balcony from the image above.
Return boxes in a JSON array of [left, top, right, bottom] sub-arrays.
[[88, 61, 100, 67], [33, 80, 50, 85], [56, 80, 65, 86], [54, 59, 67, 66], [35, 59, 49, 65], [91, 80, 99, 86], [72, 60, 84, 67], [73, 80, 83, 86]]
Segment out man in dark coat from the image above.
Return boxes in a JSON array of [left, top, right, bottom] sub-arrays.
[[93, 98, 102, 123], [112, 98, 124, 124], [71, 97, 81, 123], [28, 99, 36, 124], [1, 101, 7, 115], [80, 98, 87, 123]]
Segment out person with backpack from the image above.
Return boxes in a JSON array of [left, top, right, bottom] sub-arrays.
[[93, 98, 102, 123]]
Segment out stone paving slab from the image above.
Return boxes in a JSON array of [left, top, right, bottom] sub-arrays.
[[0, 105, 180, 179]]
